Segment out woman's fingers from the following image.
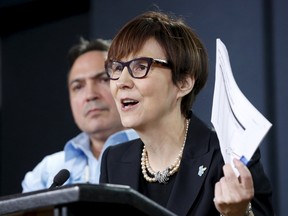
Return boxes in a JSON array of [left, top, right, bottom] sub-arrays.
[[214, 159, 254, 215]]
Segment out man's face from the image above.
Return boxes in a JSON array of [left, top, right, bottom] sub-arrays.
[[68, 51, 124, 139]]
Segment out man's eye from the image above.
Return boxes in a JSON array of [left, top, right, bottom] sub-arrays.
[[99, 76, 110, 83], [71, 83, 82, 92]]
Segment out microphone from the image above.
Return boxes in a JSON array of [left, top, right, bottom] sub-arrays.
[[49, 169, 70, 189]]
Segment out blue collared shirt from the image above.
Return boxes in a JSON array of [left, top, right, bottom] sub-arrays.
[[21, 129, 139, 193]]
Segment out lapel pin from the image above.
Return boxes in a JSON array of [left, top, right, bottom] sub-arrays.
[[198, 165, 207, 177]]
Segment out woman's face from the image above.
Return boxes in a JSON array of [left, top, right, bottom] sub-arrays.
[[109, 38, 184, 130]]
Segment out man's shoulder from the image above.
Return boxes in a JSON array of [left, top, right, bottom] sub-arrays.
[[105, 129, 139, 147], [107, 138, 141, 153], [41, 151, 66, 164], [123, 129, 139, 140]]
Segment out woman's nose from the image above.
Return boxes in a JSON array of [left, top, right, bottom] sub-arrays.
[[115, 67, 134, 89]]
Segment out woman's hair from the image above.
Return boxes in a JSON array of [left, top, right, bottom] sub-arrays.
[[108, 11, 208, 118]]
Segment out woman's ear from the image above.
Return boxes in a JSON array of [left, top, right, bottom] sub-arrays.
[[177, 76, 195, 98]]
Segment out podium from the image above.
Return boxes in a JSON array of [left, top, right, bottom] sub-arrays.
[[0, 183, 177, 216]]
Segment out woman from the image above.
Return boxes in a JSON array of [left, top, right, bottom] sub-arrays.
[[100, 11, 274, 216]]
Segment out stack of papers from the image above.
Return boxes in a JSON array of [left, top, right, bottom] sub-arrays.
[[211, 38, 272, 175]]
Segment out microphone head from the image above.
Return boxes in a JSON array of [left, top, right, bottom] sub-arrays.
[[53, 169, 70, 187]]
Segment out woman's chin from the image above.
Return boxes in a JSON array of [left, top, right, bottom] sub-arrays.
[[121, 118, 136, 128]]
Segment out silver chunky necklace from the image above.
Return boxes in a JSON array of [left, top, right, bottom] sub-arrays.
[[141, 119, 190, 184]]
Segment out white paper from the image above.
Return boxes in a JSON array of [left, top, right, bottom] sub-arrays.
[[211, 38, 272, 175]]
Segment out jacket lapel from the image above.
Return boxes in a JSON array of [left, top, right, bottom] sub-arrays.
[[167, 151, 214, 215], [167, 113, 216, 215]]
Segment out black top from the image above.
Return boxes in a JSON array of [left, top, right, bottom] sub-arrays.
[[139, 171, 177, 207]]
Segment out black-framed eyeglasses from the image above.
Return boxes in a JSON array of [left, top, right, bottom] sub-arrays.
[[105, 57, 171, 80]]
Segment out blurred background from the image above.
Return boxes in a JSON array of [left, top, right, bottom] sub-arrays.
[[0, 0, 287, 215]]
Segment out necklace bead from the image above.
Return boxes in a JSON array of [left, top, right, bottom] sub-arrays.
[[141, 119, 190, 183]]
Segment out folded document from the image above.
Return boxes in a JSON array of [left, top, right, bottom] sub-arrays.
[[211, 38, 272, 175]]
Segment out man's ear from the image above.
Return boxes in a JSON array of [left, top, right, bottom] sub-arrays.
[[177, 76, 195, 98]]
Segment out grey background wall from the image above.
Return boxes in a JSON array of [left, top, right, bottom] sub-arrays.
[[0, 0, 287, 215]]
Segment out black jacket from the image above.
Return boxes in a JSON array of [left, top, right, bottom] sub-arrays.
[[100, 112, 274, 216]]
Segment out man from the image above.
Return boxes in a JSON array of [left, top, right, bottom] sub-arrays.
[[21, 37, 138, 192]]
